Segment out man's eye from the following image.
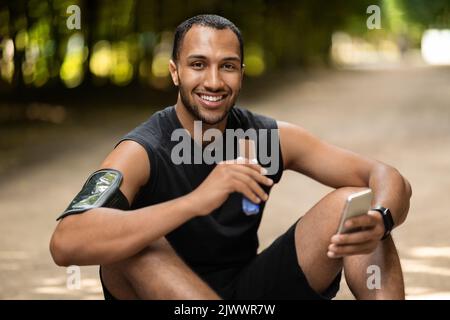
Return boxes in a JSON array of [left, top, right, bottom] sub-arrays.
[[191, 62, 204, 69], [222, 64, 236, 70]]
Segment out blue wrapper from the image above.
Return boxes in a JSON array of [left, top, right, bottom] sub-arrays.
[[242, 197, 260, 215]]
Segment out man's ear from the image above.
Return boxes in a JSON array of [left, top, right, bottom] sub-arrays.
[[169, 59, 179, 86]]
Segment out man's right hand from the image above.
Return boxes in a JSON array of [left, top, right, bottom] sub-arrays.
[[188, 159, 274, 216]]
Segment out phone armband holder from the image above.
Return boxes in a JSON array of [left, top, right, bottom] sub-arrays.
[[56, 169, 130, 220]]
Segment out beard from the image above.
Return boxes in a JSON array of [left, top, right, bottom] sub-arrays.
[[178, 76, 238, 125]]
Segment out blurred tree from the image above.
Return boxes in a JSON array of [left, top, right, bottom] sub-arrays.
[[0, 0, 448, 95]]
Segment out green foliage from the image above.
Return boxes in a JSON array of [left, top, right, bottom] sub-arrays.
[[0, 0, 448, 91]]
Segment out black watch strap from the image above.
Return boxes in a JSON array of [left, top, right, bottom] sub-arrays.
[[371, 206, 395, 240]]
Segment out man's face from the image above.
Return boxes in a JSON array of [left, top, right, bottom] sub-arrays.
[[170, 25, 244, 125]]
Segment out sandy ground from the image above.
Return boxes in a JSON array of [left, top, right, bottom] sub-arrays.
[[0, 66, 449, 299]]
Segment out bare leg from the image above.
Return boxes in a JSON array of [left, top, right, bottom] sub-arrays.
[[295, 187, 404, 299], [344, 235, 405, 299], [101, 237, 221, 300]]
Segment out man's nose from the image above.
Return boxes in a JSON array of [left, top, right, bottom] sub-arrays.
[[203, 67, 224, 91]]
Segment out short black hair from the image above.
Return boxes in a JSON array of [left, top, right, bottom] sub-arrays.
[[172, 14, 244, 65]]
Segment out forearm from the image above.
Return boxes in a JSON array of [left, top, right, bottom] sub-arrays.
[[368, 164, 412, 227], [50, 194, 197, 266]]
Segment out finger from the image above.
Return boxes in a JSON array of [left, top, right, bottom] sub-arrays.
[[241, 162, 268, 175], [224, 157, 257, 167], [232, 171, 268, 201], [331, 229, 377, 245], [233, 179, 261, 204], [345, 214, 377, 230], [234, 158, 269, 175], [233, 164, 273, 187], [328, 242, 377, 258], [220, 160, 267, 177]]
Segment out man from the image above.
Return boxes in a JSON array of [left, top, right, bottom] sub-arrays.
[[50, 14, 412, 300]]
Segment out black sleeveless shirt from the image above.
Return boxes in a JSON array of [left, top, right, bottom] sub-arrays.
[[117, 106, 284, 274]]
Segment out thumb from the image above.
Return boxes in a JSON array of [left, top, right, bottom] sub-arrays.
[[367, 210, 379, 217]]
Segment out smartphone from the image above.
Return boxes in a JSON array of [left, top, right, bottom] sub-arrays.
[[337, 189, 373, 234]]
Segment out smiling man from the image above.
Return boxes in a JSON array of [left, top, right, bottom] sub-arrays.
[[50, 15, 412, 300]]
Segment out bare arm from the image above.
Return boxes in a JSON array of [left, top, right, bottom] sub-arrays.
[[50, 141, 198, 266], [50, 141, 272, 267], [278, 121, 412, 226]]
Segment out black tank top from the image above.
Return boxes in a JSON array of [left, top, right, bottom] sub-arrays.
[[117, 106, 284, 274]]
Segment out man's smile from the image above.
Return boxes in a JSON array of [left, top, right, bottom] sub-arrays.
[[195, 92, 229, 108]]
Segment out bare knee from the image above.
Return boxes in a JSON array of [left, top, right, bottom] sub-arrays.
[[325, 187, 369, 224], [330, 186, 369, 203], [305, 186, 368, 234]]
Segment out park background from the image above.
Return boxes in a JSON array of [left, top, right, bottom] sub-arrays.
[[0, 0, 449, 299]]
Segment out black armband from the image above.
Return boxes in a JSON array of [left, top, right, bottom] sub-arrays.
[[56, 169, 130, 221]]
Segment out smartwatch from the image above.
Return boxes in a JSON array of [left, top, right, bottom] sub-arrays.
[[371, 205, 395, 240]]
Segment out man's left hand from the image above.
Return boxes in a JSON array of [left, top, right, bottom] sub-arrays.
[[328, 211, 385, 258]]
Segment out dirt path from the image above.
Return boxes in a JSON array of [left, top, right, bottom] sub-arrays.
[[1, 66, 449, 299]]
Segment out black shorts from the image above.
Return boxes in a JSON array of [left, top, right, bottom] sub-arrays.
[[100, 221, 341, 300]]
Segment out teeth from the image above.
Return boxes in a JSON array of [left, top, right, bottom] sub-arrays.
[[200, 95, 223, 102]]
